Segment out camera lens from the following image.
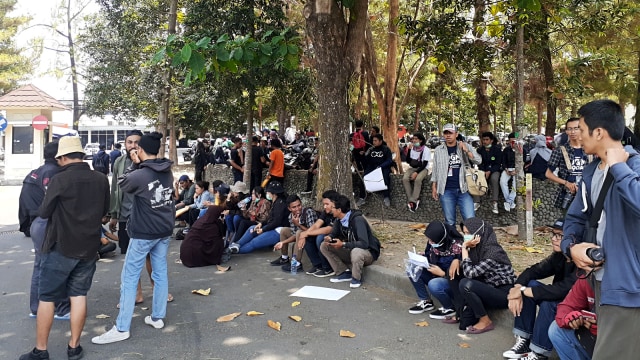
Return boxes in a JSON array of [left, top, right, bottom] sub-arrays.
[[586, 247, 604, 262]]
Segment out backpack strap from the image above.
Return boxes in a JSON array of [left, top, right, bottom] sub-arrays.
[[560, 146, 573, 171]]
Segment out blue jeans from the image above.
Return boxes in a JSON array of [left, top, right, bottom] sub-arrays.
[[236, 226, 280, 254], [500, 171, 516, 205], [304, 234, 331, 271], [29, 217, 70, 316], [439, 188, 475, 225], [548, 321, 592, 360], [116, 237, 170, 332], [513, 280, 558, 356], [410, 269, 454, 309]]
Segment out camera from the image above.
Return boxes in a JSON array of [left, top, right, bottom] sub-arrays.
[[586, 247, 604, 262]]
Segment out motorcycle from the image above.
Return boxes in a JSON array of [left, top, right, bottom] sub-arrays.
[[182, 148, 194, 162]]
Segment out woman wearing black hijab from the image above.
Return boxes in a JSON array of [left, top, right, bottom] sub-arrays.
[[407, 221, 463, 319], [457, 217, 516, 334], [180, 205, 226, 267]]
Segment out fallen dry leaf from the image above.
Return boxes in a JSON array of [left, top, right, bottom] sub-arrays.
[[216, 312, 241, 322], [289, 315, 302, 322], [267, 320, 281, 331], [246, 311, 264, 316], [339, 329, 356, 338], [95, 314, 110, 319], [409, 223, 427, 229], [525, 247, 543, 254], [191, 288, 211, 296], [291, 301, 301, 307], [216, 265, 230, 272], [459, 342, 471, 348], [414, 321, 429, 327]]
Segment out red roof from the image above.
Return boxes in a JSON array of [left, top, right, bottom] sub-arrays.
[[0, 84, 68, 110]]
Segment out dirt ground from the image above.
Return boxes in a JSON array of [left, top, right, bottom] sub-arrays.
[[370, 219, 556, 274]]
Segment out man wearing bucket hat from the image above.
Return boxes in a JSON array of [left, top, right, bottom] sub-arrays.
[[20, 136, 110, 360], [503, 218, 577, 360]]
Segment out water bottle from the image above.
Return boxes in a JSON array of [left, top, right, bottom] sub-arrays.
[[290, 255, 299, 275], [561, 190, 574, 209]]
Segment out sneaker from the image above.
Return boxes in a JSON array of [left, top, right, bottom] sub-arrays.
[[54, 312, 70, 320], [144, 315, 165, 329], [511, 202, 517, 210], [522, 352, 547, 360], [383, 197, 391, 207], [67, 345, 83, 360], [502, 335, 531, 358], [91, 326, 130, 344], [19, 348, 49, 360], [182, 228, 189, 234], [350, 278, 362, 288], [407, 202, 416, 212], [504, 201, 512, 212], [301, 190, 312, 195], [474, 202, 480, 211], [415, 200, 420, 211], [429, 307, 455, 319], [228, 242, 240, 254], [408, 299, 434, 314], [312, 268, 336, 278], [492, 202, 499, 214], [305, 266, 319, 275], [281, 263, 302, 273], [174, 222, 186, 228], [270, 256, 289, 266], [28, 312, 37, 318], [330, 271, 352, 283], [356, 198, 366, 207]]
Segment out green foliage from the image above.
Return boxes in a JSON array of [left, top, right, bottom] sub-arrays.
[[0, 0, 32, 94]]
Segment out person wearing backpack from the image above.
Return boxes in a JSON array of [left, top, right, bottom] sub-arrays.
[[403, 133, 431, 212], [92, 144, 110, 175]]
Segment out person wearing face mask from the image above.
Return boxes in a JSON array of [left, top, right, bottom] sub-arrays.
[[452, 217, 516, 334], [229, 186, 272, 246], [228, 181, 290, 254], [403, 133, 432, 212], [476, 132, 503, 214], [406, 221, 463, 319]]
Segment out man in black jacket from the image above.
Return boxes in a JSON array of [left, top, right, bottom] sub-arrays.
[[502, 218, 577, 360], [20, 136, 110, 360], [477, 132, 503, 214], [320, 194, 381, 288], [500, 132, 518, 212]]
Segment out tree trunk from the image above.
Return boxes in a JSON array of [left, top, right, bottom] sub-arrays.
[[540, 8, 557, 137], [66, 0, 81, 130], [158, 0, 177, 160], [382, 0, 401, 172], [414, 96, 420, 132], [536, 100, 543, 133], [515, 22, 531, 244], [475, 77, 491, 133], [244, 89, 255, 185]]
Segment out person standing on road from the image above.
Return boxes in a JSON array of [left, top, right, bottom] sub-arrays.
[[266, 138, 285, 185], [110, 143, 122, 174], [20, 136, 110, 360], [92, 131, 175, 345], [431, 123, 481, 225], [229, 136, 245, 183], [92, 144, 110, 175], [561, 99, 640, 359]]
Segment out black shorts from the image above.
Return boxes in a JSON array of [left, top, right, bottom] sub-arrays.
[[38, 249, 97, 301]]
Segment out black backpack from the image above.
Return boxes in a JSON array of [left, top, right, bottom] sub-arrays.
[[93, 152, 109, 173]]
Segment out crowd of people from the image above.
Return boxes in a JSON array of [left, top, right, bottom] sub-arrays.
[[15, 99, 640, 360]]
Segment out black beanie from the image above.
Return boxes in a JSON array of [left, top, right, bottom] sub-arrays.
[[139, 132, 162, 155], [126, 129, 143, 139], [44, 141, 59, 160]]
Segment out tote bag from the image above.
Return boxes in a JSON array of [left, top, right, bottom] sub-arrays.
[[363, 167, 387, 192]]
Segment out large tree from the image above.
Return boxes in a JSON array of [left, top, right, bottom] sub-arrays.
[[0, 0, 31, 94]]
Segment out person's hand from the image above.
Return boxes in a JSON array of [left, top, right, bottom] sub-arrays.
[[330, 239, 343, 249], [273, 242, 283, 251], [432, 186, 439, 201], [410, 172, 418, 181], [109, 218, 118, 232], [564, 181, 577, 194], [485, 171, 491, 179], [570, 243, 603, 272], [255, 227, 263, 235], [448, 259, 460, 278], [221, 209, 229, 215], [605, 147, 629, 166], [564, 311, 584, 329], [464, 235, 481, 249], [507, 286, 523, 300], [426, 264, 445, 277], [291, 213, 301, 227], [508, 297, 523, 317], [458, 141, 468, 153], [582, 317, 597, 331], [129, 149, 140, 164]]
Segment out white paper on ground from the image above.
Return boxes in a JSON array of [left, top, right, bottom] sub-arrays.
[[407, 251, 430, 268], [290, 286, 350, 301]]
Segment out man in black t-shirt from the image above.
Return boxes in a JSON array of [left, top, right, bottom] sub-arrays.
[[250, 136, 265, 190], [229, 137, 245, 183]]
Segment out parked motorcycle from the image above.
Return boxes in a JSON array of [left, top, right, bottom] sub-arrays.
[[183, 148, 194, 162]]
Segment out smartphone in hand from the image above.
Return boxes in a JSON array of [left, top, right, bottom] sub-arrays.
[[581, 310, 597, 321]]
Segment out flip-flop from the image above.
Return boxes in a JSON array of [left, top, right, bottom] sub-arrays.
[[466, 323, 495, 334], [167, 293, 174, 302], [116, 300, 144, 309]]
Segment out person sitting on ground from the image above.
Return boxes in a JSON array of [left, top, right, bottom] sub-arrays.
[[500, 133, 518, 212], [364, 133, 393, 207], [476, 132, 503, 214], [223, 181, 250, 245], [229, 186, 272, 245], [180, 181, 214, 229], [296, 190, 340, 277], [453, 217, 516, 334], [229, 181, 289, 254], [403, 133, 431, 212], [174, 175, 195, 227], [407, 221, 463, 319], [503, 218, 577, 360], [99, 216, 118, 257], [320, 194, 381, 288], [179, 205, 226, 268], [548, 277, 597, 360], [271, 194, 318, 272]]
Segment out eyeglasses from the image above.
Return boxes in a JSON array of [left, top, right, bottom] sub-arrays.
[[566, 127, 580, 132]]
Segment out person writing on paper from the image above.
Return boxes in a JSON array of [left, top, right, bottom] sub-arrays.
[[363, 134, 393, 207], [407, 221, 463, 319]]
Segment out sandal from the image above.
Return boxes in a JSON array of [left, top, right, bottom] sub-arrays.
[[116, 300, 144, 309], [167, 293, 174, 302], [442, 315, 459, 324]]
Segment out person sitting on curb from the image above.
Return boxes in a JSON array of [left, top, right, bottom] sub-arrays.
[[320, 194, 381, 288], [500, 133, 518, 212], [296, 190, 340, 278], [173, 175, 195, 228], [364, 134, 393, 207], [229, 181, 289, 254], [548, 277, 597, 360], [476, 131, 503, 214], [403, 133, 431, 212], [271, 194, 318, 272], [503, 218, 577, 360], [407, 221, 463, 319]]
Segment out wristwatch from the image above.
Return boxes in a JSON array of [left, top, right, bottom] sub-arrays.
[[520, 286, 527, 294]]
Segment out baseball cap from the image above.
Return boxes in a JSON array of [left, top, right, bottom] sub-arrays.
[[215, 183, 231, 196], [443, 123, 456, 133], [178, 175, 190, 182], [549, 218, 564, 230]]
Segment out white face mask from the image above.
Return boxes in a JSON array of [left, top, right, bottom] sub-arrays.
[[266, 193, 273, 201]]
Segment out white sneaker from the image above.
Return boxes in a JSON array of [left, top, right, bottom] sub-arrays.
[[474, 202, 480, 211], [145, 315, 164, 329], [91, 325, 130, 344], [492, 202, 499, 214], [504, 202, 511, 212], [228, 242, 240, 254]]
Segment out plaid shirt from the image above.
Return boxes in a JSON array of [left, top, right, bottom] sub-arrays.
[[288, 207, 318, 232], [462, 258, 516, 287]]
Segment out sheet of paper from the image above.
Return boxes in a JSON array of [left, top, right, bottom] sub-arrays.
[[408, 251, 430, 268], [290, 286, 350, 301]]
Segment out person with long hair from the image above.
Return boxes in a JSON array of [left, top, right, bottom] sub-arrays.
[[229, 186, 271, 245]]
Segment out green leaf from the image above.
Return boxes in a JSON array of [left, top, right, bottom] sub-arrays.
[[517, 0, 541, 11], [232, 47, 244, 61], [181, 44, 192, 62], [277, 44, 288, 57], [216, 47, 230, 62], [184, 70, 192, 86], [260, 44, 272, 56], [167, 34, 177, 44], [171, 53, 183, 67], [188, 51, 205, 77], [151, 47, 166, 64], [195, 36, 211, 48], [341, 0, 355, 8], [287, 44, 298, 55], [216, 34, 230, 44]]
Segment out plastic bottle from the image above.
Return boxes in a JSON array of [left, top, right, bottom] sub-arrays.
[[290, 255, 299, 275]]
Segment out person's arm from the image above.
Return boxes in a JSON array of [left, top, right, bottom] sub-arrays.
[[342, 216, 371, 250], [378, 146, 393, 169], [38, 177, 62, 219], [262, 201, 287, 232], [300, 208, 318, 231], [229, 150, 244, 172], [555, 279, 592, 329]]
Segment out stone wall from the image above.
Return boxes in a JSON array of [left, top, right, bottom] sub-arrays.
[[205, 164, 565, 227]]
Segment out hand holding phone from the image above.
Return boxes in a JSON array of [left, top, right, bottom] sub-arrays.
[[329, 239, 338, 244], [581, 310, 597, 322]]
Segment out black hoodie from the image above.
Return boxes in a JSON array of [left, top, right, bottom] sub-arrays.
[[118, 158, 176, 239]]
